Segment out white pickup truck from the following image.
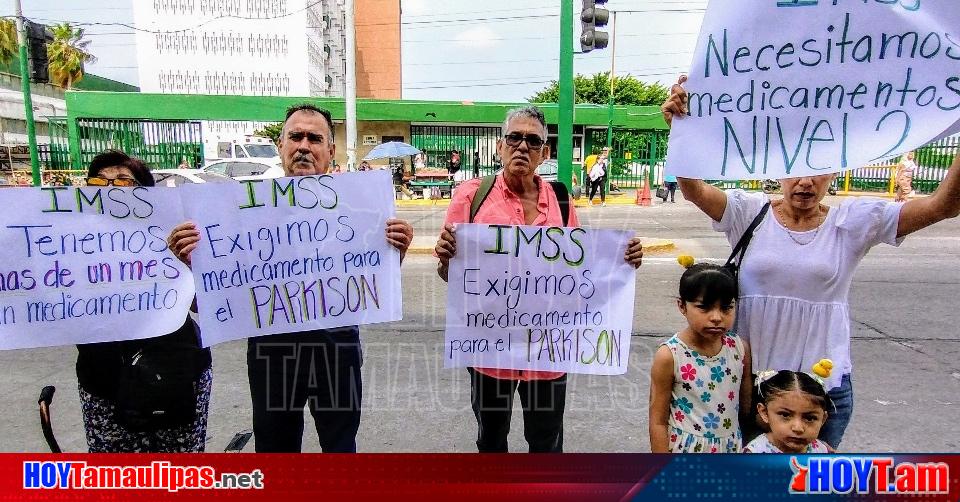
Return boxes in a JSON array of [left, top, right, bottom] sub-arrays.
[[204, 135, 280, 165]]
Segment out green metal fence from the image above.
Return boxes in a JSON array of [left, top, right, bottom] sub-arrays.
[[584, 129, 669, 189], [410, 124, 501, 176], [838, 135, 959, 194], [588, 129, 957, 194], [47, 118, 204, 171], [74, 119, 203, 169]]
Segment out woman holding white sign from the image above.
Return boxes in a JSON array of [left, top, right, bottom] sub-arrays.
[[435, 106, 644, 453], [76, 150, 212, 453], [662, 78, 960, 448]]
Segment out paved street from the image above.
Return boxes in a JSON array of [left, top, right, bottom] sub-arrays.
[[2, 195, 958, 453]]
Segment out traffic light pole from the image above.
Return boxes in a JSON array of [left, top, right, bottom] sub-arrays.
[[14, 0, 41, 186], [605, 11, 616, 149], [558, 0, 574, 192]]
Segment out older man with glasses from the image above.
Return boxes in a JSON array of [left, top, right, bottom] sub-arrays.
[[435, 106, 644, 452]]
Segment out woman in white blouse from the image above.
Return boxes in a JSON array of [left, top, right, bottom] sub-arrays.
[[661, 79, 960, 448]]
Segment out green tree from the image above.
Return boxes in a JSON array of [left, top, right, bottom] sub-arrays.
[[0, 19, 17, 67], [253, 122, 283, 144], [528, 72, 668, 106], [47, 23, 96, 89]]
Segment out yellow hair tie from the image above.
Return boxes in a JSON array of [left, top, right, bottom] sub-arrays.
[[677, 254, 695, 269], [812, 359, 833, 379]]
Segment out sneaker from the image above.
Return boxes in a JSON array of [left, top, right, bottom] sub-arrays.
[[601, 202, 606, 207]]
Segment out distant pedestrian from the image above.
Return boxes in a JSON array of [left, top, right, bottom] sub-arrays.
[[588, 148, 609, 206], [449, 149, 461, 174], [894, 151, 917, 203], [473, 151, 481, 178], [662, 174, 678, 203]]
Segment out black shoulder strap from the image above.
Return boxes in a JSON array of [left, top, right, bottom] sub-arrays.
[[725, 202, 771, 268], [548, 181, 570, 226], [470, 175, 570, 226], [469, 175, 497, 223]]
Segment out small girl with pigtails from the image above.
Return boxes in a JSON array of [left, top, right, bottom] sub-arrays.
[[649, 255, 753, 453], [743, 360, 836, 453]]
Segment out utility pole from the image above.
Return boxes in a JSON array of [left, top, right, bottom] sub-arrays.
[[605, 11, 616, 149], [557, 1, 574, 192], [14, 0, 40, 186], [344, 0, 357, 171]]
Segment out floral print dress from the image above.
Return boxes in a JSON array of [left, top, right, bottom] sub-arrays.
[[663, 333, 745, 453]]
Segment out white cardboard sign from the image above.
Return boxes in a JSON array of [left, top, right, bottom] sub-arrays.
[[666, 0, 960, 180], [0, 187, 195, 349], [181, 171, 402, 346], [445, 224, 636, 375]]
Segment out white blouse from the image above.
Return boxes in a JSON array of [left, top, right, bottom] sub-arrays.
[[714, 190, 903, 390]]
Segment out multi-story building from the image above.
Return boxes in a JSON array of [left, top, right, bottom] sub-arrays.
[[133, 0, 349, 138]]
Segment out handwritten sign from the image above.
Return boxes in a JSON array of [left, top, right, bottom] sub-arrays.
[[0, 187, 195, 349], [445, 224, 636, 375], [666, 0, 960, 180], [181, 171, 402, 346]]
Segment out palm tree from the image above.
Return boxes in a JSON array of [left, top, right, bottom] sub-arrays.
[[47, 23, 96, 89], [0, 18, 17, 67]]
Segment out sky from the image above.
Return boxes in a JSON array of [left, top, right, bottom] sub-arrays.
[[2, 0, 708, 103]]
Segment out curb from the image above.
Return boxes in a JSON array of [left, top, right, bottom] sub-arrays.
[[406, 238, 675, 256], [396, 199, 451, 207], [640, 239, 676, 254]]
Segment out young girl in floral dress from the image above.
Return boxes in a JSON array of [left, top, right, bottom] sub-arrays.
[[649, 258, 753, 453]]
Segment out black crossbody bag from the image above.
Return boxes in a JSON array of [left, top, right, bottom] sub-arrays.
[[114, 319, 211, 432], [722, 202, 771, 281]]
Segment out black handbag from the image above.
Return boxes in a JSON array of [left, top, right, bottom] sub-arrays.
[[722, 202, 771, 280], [114, 321, 210, 432]]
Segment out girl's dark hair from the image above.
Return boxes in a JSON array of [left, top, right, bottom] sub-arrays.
[[678, 263, 738, 306], [758, 370, 833, 412], [88, 150, 154, 187]]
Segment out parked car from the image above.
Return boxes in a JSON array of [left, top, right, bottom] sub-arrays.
[[202, 159, 284, 181], [537, 159, 558, 182], [152, 169, 236, 186]]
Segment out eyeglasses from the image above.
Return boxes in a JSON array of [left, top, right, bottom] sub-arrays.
[[86, 176, 139, 187], [503, 133, 546, 149]]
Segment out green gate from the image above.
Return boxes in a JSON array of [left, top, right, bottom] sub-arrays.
[[47, 117, 72, 170], [410, 124, 500, 177], [584, 129, 668, 189], [74, 119, 203, 169]]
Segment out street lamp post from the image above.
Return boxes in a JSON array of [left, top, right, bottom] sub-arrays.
[[13, 0, 41, 186], [557, 1, 574, 192]]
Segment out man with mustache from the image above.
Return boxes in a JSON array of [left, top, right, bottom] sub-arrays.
[[435, 106, 644, 452], [168, 104, 413, 452]]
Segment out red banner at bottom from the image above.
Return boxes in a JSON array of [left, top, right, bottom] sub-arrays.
[[2, 454, 958, 501]]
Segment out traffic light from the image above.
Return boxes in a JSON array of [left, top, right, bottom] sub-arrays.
[[580, 0, 610, 52], [25, 21, 51, 84]]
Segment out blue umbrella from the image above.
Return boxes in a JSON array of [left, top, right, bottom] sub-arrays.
[[363, 141, 421, 160]]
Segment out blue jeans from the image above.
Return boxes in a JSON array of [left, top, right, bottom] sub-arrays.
[[818, 373, 853, 449]]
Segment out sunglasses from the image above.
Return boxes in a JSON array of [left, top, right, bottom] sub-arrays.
[[86, 176, 139, 187], [503, 133, 546, 149]]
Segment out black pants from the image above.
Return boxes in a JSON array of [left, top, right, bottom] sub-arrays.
[[665, 181, 678, 202], [468, 368, 566, 453], [247, 327, 362, 453], [588, 177, 606, 203]]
